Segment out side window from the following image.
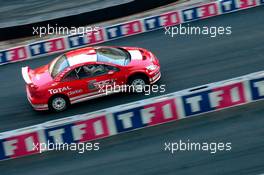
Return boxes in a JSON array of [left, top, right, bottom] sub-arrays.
[[73, 64, 119, 79], [76, 66, 92, 79], [81, 64, 108, 78], [62, 69, 79, 81]]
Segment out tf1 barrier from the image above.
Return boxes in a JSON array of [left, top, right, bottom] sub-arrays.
[[0, 0, 263, 65], [1, 70, 264, 161]]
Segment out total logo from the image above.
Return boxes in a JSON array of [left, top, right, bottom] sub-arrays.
[[48, 86, 72, 94]]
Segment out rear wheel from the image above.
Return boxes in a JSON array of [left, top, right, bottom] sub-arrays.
[[49, 96, 68, 112]]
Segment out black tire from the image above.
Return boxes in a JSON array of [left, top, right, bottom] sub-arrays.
[[128, 75, 149, 93], [48, 95, 69, 112]]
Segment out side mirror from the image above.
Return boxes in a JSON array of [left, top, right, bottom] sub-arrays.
[[108, 70, 115, 75]]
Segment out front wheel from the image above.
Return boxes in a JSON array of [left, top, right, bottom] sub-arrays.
[[129, 76, 149, 93], [49, 96, 68, 112]]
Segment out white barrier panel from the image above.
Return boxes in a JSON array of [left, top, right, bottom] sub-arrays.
[[1, 70, 264, 160]]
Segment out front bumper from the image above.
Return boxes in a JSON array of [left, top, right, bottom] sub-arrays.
[[149, 69, 161, 84]]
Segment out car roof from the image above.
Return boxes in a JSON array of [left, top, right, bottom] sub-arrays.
[[65, 47, 97, 66]]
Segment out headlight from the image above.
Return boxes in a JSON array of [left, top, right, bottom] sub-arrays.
[[146, 65, 158, 71]]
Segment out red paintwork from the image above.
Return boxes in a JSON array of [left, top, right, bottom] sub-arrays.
[[23, 46, 161, 111]]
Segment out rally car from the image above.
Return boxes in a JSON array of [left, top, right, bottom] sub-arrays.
[[22, 46, 161, 112]]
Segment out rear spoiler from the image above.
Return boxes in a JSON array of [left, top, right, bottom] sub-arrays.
[[21, 66, 32, 84]]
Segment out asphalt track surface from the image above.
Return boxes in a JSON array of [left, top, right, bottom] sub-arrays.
[[0, 5, 264, 175], [1, 6, 264, 132], [1, 95, 264, 175]]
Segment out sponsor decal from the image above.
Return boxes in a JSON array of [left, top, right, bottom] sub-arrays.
[[44, 123, 76, 144], [181, 3, 219, 22], [29, 38, 66, 57], [249, 77, 264, 100], [0, 132, 41, 159], [0, 47, 27, 64], [93, 79, 116, 88], [219, 0, 257, 13], [67, 89, 83, 96], [88, 79, 115, 90], [74, 116, 110, 142], [112, 99, 178, 133], [144, 11, 181, 31], [44, 115, 110, 144], [105, 20, 143, 40], [182, 82, 246, 116], [48, 86, 72, 94], [67, 29, 105, 48]]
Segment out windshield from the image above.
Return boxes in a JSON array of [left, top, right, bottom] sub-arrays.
[[49, 55, 69, 78], [96, 47, 130, 66]]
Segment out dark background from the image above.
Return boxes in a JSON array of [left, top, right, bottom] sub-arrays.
[[0, 0, 179, 41]]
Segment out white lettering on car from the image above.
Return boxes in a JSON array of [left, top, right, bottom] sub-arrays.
[[67, 89, 83, 96], [48, 86, 72, 94]]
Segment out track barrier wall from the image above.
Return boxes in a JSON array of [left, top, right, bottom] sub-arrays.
[[0, 0, 263, 161], [1, 70, 264, 160], [0, 0, 263, 65]]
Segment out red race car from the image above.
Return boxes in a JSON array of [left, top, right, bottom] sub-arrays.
[[22, 46, 161, 112]]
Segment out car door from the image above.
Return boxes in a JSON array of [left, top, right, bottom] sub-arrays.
[[60, 66, 90, 103], [81, 64, 115, 96], [60, 64, 109, 102], [85, 63, 129, 95], [100, 63, 126, 93]]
